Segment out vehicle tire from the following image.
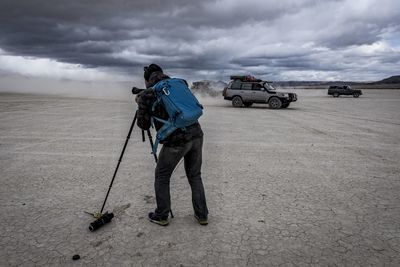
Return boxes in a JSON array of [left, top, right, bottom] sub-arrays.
[[333, 93, 339, 98], [353, 93, 359, 98], [268, 97, 282, 109], [244, 102, 253, 107], [281, 103, 290, 108], [232, 96, 244, 107]]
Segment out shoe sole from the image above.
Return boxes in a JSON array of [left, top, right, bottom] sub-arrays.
[[148, 218, 169, 226], [194, 215, 208, 225]]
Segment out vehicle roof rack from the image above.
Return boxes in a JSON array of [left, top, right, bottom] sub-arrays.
[[230, 75, 263, 82]]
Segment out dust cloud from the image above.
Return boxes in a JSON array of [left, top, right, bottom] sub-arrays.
[[0, 75, 137, 100]]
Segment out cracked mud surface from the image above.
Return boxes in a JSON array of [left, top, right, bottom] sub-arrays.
[[1, 90, 400, 266]]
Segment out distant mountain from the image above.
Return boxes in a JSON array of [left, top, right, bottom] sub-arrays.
[[372, 75, 400, 84], [275, 75, 400, 87], [274, 80, 360, 87], [191, 80, 227, 96]]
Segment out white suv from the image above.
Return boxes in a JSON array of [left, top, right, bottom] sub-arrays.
[[222, 76, 297, 109]]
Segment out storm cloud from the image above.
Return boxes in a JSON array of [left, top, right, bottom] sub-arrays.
[[0, 0, 399, 81]]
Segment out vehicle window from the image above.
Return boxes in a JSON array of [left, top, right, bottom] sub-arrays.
[[252, 84, 262, 90], [264, 83, 276, 90], [230, 81, 241, 90], [241, 83, 252, 90]]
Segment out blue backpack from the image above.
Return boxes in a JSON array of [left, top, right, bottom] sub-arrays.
[[151, 78, 203, 154]]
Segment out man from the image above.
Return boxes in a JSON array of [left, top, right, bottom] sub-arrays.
[[136, 64, 208, 226]]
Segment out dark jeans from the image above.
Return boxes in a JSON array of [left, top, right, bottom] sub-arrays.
[[154, 136, 208, 219]]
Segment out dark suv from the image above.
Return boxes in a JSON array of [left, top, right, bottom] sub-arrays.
[[328, 85, 362, 98], [222, 76, 297, 109]]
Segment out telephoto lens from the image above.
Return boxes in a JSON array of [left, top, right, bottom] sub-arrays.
[[89, 212, 114, 232], [132, 87, 145, 95]]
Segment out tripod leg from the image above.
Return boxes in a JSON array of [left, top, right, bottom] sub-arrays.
[[147, 129, 158, 163], [100, 111, 137, 213]]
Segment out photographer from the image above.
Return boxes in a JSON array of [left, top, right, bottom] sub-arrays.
[[135, 64, 208, 226]]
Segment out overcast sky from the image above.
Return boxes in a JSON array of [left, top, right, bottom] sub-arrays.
[[0, 0, 399, 84]]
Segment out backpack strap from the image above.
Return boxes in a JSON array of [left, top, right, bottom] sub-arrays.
[[150, 99, 176, 154], [152, 122, 178, 155], [150, 98, 163, 129]]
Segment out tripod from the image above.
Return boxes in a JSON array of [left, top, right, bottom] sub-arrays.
[[100, 110, 157, 214], [87, 110, 157, 223]]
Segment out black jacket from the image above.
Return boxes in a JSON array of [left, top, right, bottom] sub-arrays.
[[136, 81, 203, 147]]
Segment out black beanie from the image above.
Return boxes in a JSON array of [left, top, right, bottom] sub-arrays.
[[144, 64, 163, 81]]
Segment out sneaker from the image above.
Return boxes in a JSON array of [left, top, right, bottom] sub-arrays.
[[194, 214, 208, 225], [148, 212, 169, 226]]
